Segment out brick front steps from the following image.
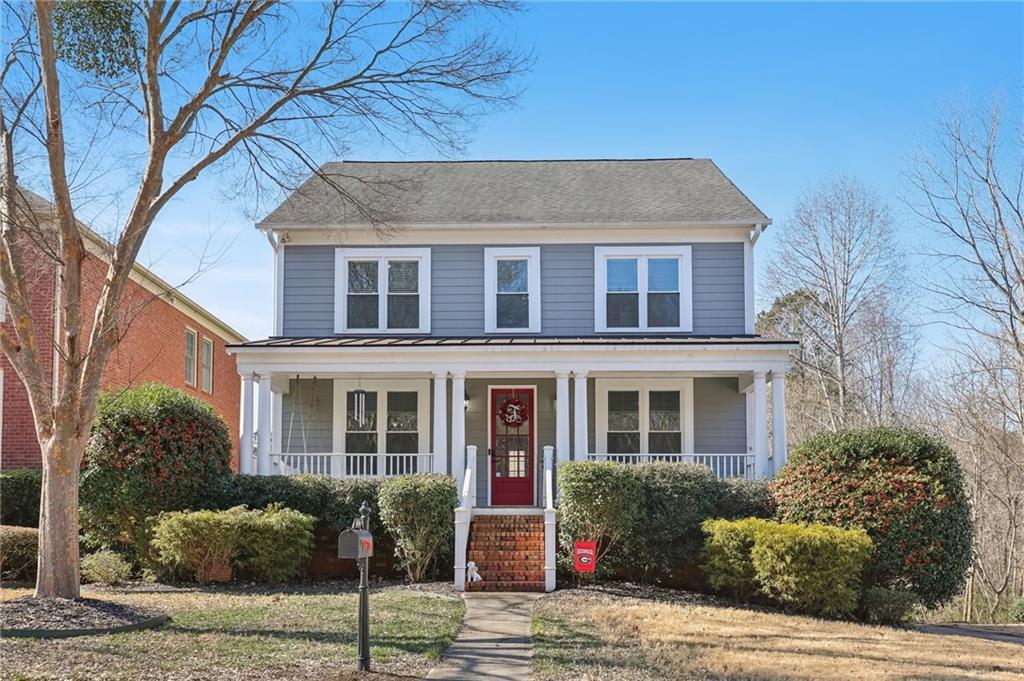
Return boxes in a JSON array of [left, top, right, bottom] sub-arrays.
[[465, 515, 545, 592]]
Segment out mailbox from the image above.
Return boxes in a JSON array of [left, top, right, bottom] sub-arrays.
[[338, 528, 374, 560]]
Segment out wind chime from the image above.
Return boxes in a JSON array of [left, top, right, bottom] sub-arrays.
[[353, 376, 367, 428]]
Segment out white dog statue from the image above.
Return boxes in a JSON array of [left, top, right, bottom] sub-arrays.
[[466, 561, 483, 582]]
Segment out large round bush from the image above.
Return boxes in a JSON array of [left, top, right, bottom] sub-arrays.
[[81, 384, 232, 562], [772, 427, 972, 607]]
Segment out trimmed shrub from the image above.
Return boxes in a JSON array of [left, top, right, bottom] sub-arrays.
[[81, 549, 132, 585], [0, 525, 38, 581], [220, 475, 381, 532], [772, 427, 972, 607], [751, 522, 872, 617], [557, 461, 644, 576], [81, 384, 233, 565], [629, 463, 721, 578], [0, 469, 42, 527], [858, 587, 920, 625], [151, 507, 244, 583], [701, 518, 770, 600], [378, 474, 457, 582], [702, 518, 873, 618], [235, 504, 316, 582], [1010, 599, 1024, 624], [716, 478, 774, 520]]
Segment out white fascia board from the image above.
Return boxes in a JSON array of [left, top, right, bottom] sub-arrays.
[[277, 226, 755, 246], [257, 219, 772, 232]]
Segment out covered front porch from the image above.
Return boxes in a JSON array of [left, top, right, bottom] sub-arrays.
[[229, 337, 794, 508]]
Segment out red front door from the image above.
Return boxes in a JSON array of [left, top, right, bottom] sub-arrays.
[[490, 387, 535, 506]]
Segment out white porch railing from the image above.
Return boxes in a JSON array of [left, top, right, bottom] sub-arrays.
[[453, 445, 477, 592], [272, 453, 435, 477], [586, 453, 754, 479]]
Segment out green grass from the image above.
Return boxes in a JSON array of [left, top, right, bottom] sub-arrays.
[[0, 584, 464, 680]]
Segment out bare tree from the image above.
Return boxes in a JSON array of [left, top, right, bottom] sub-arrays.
[[909, 98, 1024, 620], [0, 0, 526, 598], [762, 177, 915, 434]]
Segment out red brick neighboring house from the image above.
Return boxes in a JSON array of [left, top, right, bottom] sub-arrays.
[[1, 194, 246, 470]]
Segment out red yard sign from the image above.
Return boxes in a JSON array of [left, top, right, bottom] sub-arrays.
[[573, 540, 597, 573]]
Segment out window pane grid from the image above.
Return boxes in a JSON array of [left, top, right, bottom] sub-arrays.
[[184, 331, 196, 385], [603, 255, 683, 330], [200, 339, 213, 393], [345, 257, 422, 332]]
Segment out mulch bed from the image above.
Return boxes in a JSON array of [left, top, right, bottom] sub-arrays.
[[0, 596, 162, 631]]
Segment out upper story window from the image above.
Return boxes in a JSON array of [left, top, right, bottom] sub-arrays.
[[594, 246, 693, 332], [334, 248, 431, 334], [200, 337, 214, 393], [184, 329, 197, 386], [484, 247, 541, 333]]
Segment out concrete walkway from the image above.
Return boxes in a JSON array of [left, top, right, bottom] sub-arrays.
[[427, 592, 542, 681]]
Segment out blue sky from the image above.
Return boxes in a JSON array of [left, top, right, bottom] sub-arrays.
[[143, 1, 1023, 341]]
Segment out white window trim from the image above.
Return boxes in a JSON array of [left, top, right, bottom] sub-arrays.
[[331, 379, 431, 455], [334, 248, 431, 334], [184, 327, 198, 387], [484, 247, 541, 333], [200, 336, 214, 394], [594, 246, 693, 333], [595, 378, 694, 455]]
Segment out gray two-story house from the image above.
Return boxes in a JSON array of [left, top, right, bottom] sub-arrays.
[[227, 158, 796, 591]]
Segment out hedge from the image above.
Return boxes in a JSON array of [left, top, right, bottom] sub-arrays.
[[0, 469, 42, 527], [218, 475, 381, 532], [558, 461, 771, 580], [378, 474, 457, 582], [0, 525, 38, 581], [151, 505, 315, 583], [80, 384, 233, 565], [702, 518, 873, 618], [772, 427, 972, 607]]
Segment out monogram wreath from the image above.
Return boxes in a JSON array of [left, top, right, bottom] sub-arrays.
[[497, 397, 530, 426]]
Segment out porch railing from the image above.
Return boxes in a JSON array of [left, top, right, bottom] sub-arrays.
[[272, 453, 435, 477], [454, 445, 477, 592], [586, 453, 754, 479]]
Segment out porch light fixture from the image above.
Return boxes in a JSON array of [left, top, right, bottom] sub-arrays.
[[464, 391, 470, 410]]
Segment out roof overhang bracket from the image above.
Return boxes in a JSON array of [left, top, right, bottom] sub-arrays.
[[750, 223, 764, 245]]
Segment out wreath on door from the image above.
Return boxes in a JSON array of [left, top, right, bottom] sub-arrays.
[[497, 397, 530, 426]]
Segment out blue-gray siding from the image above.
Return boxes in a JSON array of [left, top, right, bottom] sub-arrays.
[[693, 377, 747, 453], [280, 243, 746, 336], [280, 378, 334, 453]]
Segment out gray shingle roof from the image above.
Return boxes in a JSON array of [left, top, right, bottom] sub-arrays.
[[258, 159, 769, 227]]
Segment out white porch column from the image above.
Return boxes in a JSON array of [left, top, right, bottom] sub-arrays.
[[239, 374, 254, 474], [450, 372, 466, 483], [432, 371, 448, 477], [752, 371, 769, 479], [572, 370, 589, 460], [555, 371, 571, 466], [772, 371, 788, 474], [256, 374, 272, 475]]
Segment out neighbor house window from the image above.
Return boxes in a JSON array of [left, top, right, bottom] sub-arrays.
[[596, 379, 693, 456], [594, 246, 692, 332], [184, 329, 197, 386], [200, 338, 214, 393], [484, 247, 541, 332], [334, 248, 431, 333]]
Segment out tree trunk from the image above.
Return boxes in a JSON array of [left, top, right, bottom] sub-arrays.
[[35, 434, 85, 598]]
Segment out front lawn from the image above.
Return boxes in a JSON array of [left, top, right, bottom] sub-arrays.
[[0, 582, 463, 680], [533, 586, 1024, 681]]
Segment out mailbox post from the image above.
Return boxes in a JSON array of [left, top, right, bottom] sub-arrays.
[[338, 501, 374, 672]]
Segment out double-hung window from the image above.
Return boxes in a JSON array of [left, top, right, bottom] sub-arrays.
[[200, 338, 214, 393], [335, 248, 431, 333], [484, 247, 541, 333], [594, 246, 692, 332], [596, 379, 694, 457], [337, 379, 430, 475], [184, 329, 197, 386]]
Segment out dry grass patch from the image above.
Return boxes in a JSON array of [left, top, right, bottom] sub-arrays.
[[0, 582, 463, 681], [533, 588, 1024, 681]]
